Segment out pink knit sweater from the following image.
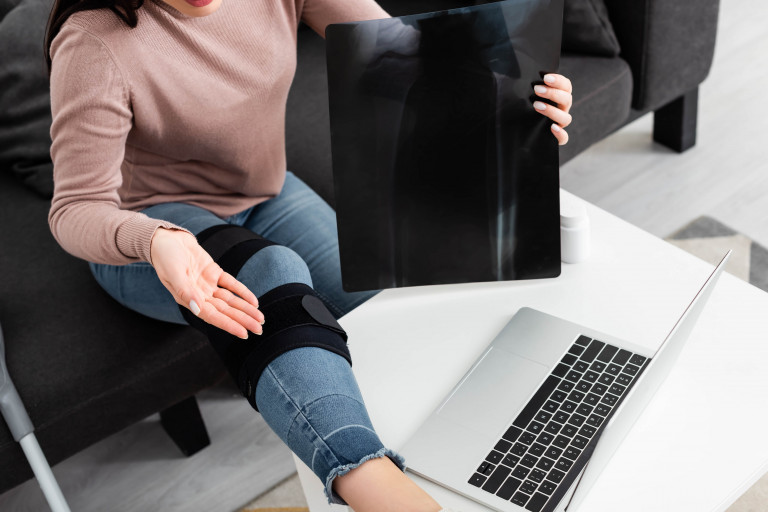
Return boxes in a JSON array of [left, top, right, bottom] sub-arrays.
[[48, 0, 387, 265]]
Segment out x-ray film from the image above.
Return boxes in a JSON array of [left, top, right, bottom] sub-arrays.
[[327, 0, 563, 291]]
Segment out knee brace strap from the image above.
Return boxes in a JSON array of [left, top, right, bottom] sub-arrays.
[[179, 224, 350, 410]]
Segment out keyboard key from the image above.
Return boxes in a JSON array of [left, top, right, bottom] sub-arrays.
[[576, 403, 593, 416], [545, 446, 563, 459], [557, 380, 575, 393], [536, 457, 555, 471], [486, 450, 503, 464], [502, 454, 520, 468], [583, 371, 600, 384], [579, 425, 597, 438], [596, 344, 619, 363], [496, 476, 523, 500], [560, 400, 577, 413], [601, 393, 619, 406], [495, 439, 512, 453], [550, 390, 568, 403], [598, 374, 615, 386], [554, 411, 570, 424], [574, 361, 590, 373], [561, 353, 578, 366], [529, 443, 546, 457], [580, 339, 605, 363], [623, 363, 640, 376], [535, 411, 553, 424], [575, 335, 592, 346], [609, 383, 627, 396], [612, 349, 632, 365], [511, 492, 530, 507], [568, 345, 585, 356], [512, 466, 530, 479], [589, 361, 606, 373], [511, 443, 528, 455], [565, 370, 583, 383], [520, 432, 537, 445], [521, 454, 538, 468], [629, 354, 647, 366], [567, 413, 587, 427], [469, 473, 487, 487], [539, 480, 557, 495], [561, 424, 579, 437], [537, 432, 555, 445], [592, 384, 609, 395], [528, 421, 545, 434], [478, 462, 493, 475], [526, 492, 549, 511], [571, 435, 588, 449], [546, 469, 566, 484], [529, 469, 546, 483], [502, 426, 523, 443], [568, 390, 586, 402], [605, 363, 622, 376], [552, 363, 570, 378], [563, 446, 581, 460], [481, 465, 511, 493], [553, 435, 570, 449], [544, 421, 562, 435], [575, 380, 592, 393], [595, 404, 611, 416], [521, 480, 538, 494], [584, 393, 600, 406], [513, 376, 561, 429], [616, 374, 632, 386], [586, 414, 604, 427], [555, 458, 573, 471], [543, 400, 559, 413]]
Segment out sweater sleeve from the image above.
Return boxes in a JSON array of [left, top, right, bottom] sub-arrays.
[[299, 0, 390, 37], [48, 25, 187, 266]]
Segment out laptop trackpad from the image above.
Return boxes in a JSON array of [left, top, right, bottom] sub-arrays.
[[437, 347, 549, 435]]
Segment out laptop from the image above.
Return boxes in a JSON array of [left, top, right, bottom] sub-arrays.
[[400, 251, 731, 512]]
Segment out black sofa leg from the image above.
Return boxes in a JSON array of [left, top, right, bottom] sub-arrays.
[[653, 87, 699, 152], [160, 396, 211, 456]]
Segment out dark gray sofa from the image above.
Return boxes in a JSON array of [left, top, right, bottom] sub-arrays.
[[0, 0, 719, 498]]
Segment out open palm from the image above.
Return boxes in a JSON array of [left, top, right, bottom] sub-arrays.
[[150, 228, 264, 339]]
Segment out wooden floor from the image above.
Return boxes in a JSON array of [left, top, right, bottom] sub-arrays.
[[1, 0, 766, 510]]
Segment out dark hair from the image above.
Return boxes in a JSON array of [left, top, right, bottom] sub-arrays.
[[44, 0, 144, 73]]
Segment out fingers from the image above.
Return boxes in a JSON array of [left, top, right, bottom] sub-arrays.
[[534, 84, 572, 113], [212, 288, 265, 326], [533, 100, 572, 128], [551, 123, 569, 146], [219, 271, 259, 308], [543, 73, 572, 94], [209, 296, 263, 336], [196, 299, 250, 340]]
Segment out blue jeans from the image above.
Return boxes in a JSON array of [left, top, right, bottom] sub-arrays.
[[89, 172, 403, 503]]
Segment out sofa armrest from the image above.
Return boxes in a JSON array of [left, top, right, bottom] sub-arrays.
[[603, 0, 720, 112]]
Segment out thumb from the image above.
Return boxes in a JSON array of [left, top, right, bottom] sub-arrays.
[[177, 286, 206, 317]]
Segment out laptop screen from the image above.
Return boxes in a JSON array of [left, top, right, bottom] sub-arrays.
[[327, 0, 563, 291]]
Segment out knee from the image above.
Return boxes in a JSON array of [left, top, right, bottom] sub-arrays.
[[236, 245, 312, 297]]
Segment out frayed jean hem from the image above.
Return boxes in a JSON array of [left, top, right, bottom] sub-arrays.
[[323, 447, 407, 505]]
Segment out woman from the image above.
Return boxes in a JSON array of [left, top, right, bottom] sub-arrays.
[[45, 0, 573, 509]]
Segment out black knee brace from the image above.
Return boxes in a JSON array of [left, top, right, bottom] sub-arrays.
[[179, 224, 351, 410]]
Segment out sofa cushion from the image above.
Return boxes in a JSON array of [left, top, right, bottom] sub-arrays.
[[0, 0, 54, 198], [0, 171, 225, 493]]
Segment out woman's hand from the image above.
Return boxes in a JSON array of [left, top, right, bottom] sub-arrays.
[[533, 74, 573, 146], [150, 228, 264, 339]]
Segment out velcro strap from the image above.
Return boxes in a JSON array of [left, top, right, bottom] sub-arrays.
[[257, 283, 347, 341], [196, 224, 265, 262]]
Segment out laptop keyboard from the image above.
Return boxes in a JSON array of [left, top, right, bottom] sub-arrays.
[[468, 335, 650, 512]]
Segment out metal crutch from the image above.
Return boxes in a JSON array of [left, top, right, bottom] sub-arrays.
[[0, 322, 71, 512]]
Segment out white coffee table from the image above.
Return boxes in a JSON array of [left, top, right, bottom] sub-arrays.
[[294, 190, 768, 511]]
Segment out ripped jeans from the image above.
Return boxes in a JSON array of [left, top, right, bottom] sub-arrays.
[[88, 172, 405, 503]]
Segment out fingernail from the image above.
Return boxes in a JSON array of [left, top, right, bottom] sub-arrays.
[[239, 333, 248, 340], [534, 85, 547, 95], [552, 123, 561, 132], [189, 300, 201, 316], [544, 74, 555, 84], [533, 101, 547, 111]]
